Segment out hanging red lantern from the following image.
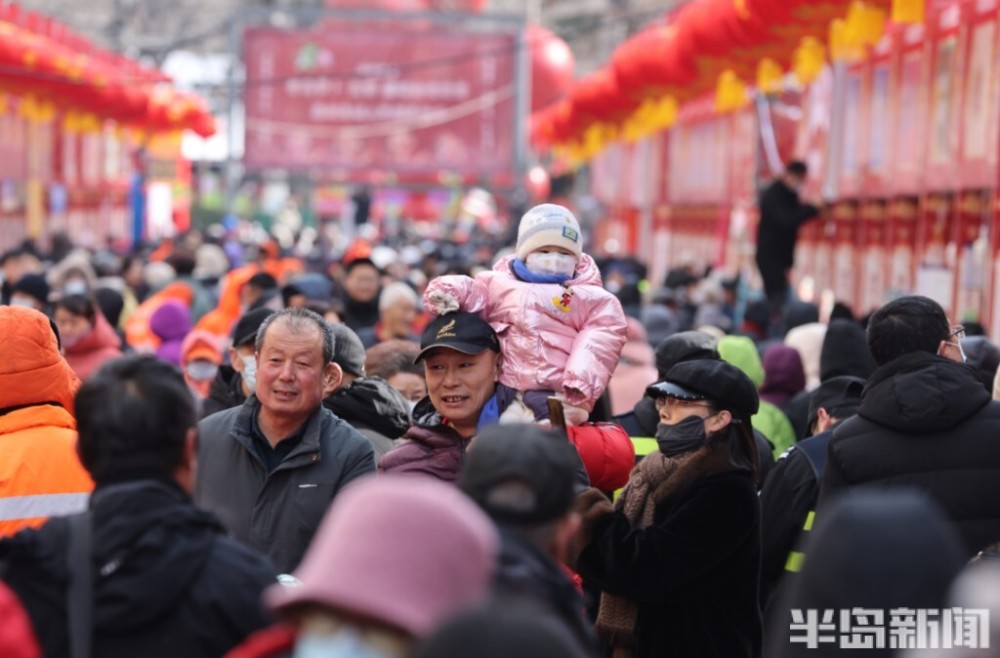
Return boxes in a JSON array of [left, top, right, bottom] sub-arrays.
[[528, 25, 575, 112]]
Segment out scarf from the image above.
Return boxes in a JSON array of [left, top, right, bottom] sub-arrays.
[[595, 447, 728, 657]]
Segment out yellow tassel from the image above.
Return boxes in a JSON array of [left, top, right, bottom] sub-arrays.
[[793, 37, 826, 85], [757, 58, 784, 95], [892, 0, 924, 24], [715, 69, 748, 114]]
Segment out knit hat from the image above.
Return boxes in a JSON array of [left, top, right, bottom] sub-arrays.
[[515, 204, 583, 261], [11, 274, 50, 307], [265, 475, 498, 637]]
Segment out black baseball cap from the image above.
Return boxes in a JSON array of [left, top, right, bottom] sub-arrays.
[[807, 376, 865, 432], [414, 312, 500, 364], [330, 323, 366, 377], [651, 359, 759, 419], [459, 424, 579, 525], [231, 308, 276, 347]]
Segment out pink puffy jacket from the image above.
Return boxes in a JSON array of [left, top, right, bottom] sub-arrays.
[[424, 254, 627, 410]]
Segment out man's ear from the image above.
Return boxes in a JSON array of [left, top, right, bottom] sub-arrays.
[[323, 362, 344, 396]]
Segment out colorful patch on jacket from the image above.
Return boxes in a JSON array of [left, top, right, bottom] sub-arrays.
[[553, 287, 574, 313]]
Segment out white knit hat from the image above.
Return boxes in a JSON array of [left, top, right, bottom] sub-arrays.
[[515, 203, 583, 261]]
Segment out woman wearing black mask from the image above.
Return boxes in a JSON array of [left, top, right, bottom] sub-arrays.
[[569, 359, 762, 658]]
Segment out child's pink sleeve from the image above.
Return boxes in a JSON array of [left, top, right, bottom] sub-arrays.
[[562, 292, 628, 408], [423, 273, 491, 316]]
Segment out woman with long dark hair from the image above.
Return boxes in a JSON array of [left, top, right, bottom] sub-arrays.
[[54, 294, 122, 381], [571, 359, 762, 658]]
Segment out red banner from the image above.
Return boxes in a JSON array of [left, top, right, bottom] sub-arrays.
[[243, 25, 518, 182]]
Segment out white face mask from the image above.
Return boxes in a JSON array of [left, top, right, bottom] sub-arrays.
[[525, 251, 577, 277], [64, 280, 88, 296], [293, 629, 394, 658], [407, 400, 418, 415], [9, 296, 36, 308], [241, 354, 257, 393]]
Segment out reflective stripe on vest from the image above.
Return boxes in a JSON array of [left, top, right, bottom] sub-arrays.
[[0, 493, 90, 521], [784, 510, 817, 573]]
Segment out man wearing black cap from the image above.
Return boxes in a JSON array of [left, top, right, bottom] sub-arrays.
[[572, 359, 762, 658], [201, 308, 276, 419], [322, 323, 411, 459], [459, 424, 596, 656], [380, 311, 509, 481], [9, 273, 50, 313], [758, 376, 864, 614]]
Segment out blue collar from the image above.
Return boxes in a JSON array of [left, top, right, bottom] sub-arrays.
[[510, 258, 573, 284]]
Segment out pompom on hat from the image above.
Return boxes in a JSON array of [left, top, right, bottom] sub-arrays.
[[515, 204, 583, 261]]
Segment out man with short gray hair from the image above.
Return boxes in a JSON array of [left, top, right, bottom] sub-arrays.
[[196, 308, 376, 573], [357, 281, 420, 348]]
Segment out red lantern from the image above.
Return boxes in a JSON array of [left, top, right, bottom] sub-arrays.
[[525, 166, 551, 202], [528, 25, 575, 112]]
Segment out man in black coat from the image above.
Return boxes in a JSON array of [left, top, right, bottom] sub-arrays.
[[755, 161, 819, 314], [459, 424, 597, 657], [0, 355, 276, 658], [819, 295, 1000, 557], [759, 376, 864, 613]]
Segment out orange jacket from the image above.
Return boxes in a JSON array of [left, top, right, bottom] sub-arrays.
[[196, 266, 260, 339], [0, 307, 93, 537]]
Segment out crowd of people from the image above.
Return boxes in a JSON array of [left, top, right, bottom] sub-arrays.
[[1, 200, 1000, 658]]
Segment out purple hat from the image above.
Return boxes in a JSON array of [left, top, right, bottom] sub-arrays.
[[265, 475, 498, 637]]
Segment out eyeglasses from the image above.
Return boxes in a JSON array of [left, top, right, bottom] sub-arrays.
[[948, 325, 966, 341], [654, 397, 713, 412]]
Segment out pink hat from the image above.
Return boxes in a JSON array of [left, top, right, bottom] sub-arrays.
[[265, 475, 498, 637]]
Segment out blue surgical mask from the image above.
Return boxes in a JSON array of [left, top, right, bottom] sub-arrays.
[[293, 629, 395, 658], [63, 279, 88, 296], [241, 354, 257, 393]]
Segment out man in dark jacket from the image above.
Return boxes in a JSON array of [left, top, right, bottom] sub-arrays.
[[755, 161, 819, 313], [0, 355, 276, 658], [459, 424, 596, 657], [201, 307, 275, 419], [196, 308, 376, 573], [613, 331, 775, 487], [758, 376, 864, 612], [819, 295, 1000, 556], [323, 323, 411, 459], [380, 311, 505, 481]]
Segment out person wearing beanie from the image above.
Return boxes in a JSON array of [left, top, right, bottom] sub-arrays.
[[150, 299, 192, 366], [322, 323, 412, 459], [571, 359, 763, 658], [200, 308, 276, 419], [423, 203, 627, 425], [227, 474, 498, 658], [9, 274, 50, 313]]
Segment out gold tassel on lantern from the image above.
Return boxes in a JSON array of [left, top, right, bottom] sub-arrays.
[[793, 37, 826, 86], [892, 0, 924, 24], [845, 1, 887, 48], [715, 69, 748, 113], [757, 58, 784, 95]]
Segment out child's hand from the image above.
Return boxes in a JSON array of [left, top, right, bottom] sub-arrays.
[[426, 290, 460, 315], [554, 393, 590, 426]]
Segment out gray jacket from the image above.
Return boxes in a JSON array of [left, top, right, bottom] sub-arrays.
[[195, 395, 376, 574]]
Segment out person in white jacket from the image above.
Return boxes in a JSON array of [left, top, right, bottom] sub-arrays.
[[425, 204, 627, 425]]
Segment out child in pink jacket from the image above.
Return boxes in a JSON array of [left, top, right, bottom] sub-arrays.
[[425, 204, 627, 425]]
